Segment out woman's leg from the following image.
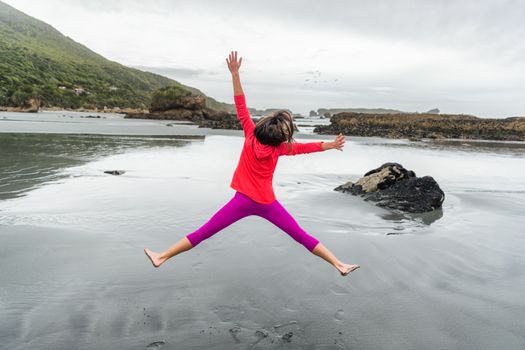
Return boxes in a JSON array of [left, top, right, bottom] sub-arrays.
[[144, 192, 251, 267], [311, 243, 360, 276], [259, 200, 360, 276]]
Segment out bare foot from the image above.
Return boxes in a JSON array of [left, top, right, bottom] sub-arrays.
[[337, 263, 360, 276], [144, 248, 166, 268]]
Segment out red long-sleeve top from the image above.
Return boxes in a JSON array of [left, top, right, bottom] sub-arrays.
[[230, 93, 325, 204]]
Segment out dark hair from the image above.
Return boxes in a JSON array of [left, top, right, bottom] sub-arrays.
[[254, 109, 295, 150]]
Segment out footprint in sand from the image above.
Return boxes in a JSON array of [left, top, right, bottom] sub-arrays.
[[192, 262, 203, 270], [334, 309, 344, 321], [329, 283, 350, 295], [229, 325, 242, 343]]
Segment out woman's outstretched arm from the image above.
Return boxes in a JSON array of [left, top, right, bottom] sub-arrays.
[[279, 133, 345, 156], [321, 133, 345, 151], [226, 50, 255, 135]]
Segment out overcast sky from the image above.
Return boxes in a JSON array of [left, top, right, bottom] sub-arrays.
[[4, 0, 525, 116]]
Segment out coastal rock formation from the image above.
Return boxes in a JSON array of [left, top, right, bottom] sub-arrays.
[[150, 89, 206, 113], [124, 85, 246, 130], [125, 86, 308, 131], [334, 163, 445, 213], [198, 113, 246, 129], [21, 97, 40, 112], [314, 113, 525, 141], [126, 108, 244, 130], [0, 97, 41, 113]]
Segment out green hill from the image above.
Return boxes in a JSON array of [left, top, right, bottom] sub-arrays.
[[0, 1, 231, 110]]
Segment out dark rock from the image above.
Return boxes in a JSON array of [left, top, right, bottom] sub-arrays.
[[334, 163, 444, 213], [104, 170, 126, 175], [146, 341, 166, 348], [367, 176, 445, 212], [198, 114, 244, 130]]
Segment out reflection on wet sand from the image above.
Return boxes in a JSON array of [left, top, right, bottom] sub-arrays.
[[0, 133, 200, 200], [1, 112, 525, 349], [381, 208, 444, 228]]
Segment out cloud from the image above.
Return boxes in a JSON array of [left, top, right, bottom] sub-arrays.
[[132, 66, 218, 79], [3, 0, 525, 117]]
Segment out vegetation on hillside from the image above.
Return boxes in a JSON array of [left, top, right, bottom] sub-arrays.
[[152, 85, 192, 106], [0, 1, 231, 111]]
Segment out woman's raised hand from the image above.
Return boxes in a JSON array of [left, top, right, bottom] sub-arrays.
[[226, 51, 243, 75], [332, 133, 345, 151]]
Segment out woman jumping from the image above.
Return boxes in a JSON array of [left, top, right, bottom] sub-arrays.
[[144, 51, 360, 277]]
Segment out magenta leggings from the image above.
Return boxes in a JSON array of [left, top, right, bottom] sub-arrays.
[[186, 191, 320, 252]]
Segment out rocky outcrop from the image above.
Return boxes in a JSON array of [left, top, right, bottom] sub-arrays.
[[334, 163, 445, 213], [125, 107, 246, 130], [124, 85, 246, 130], [125, 86, 308, 131], [104, 170, 126, 175], [150, 93, 206, 113], [1, 97, 41, 112], [22, 97, 40, 112], [198, 114, 245, 130], [314, 113, 525, 141]]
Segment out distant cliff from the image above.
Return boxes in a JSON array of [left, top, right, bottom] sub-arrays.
[[317, 107, 405, 116], [313, 112, 525, 141], [248, 107, 302, 117]]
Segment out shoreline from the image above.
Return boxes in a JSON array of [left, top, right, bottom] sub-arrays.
[[0, 106, 147, 114], [2, 108, 525, 143], [1, 127, 524, 149]]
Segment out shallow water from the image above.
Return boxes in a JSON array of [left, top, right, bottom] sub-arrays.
[[1, 112, 525, 349], [0, 133, 198, 201]]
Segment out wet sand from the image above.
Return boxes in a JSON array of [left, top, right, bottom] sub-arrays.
[[1, 112, 525, 349]]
